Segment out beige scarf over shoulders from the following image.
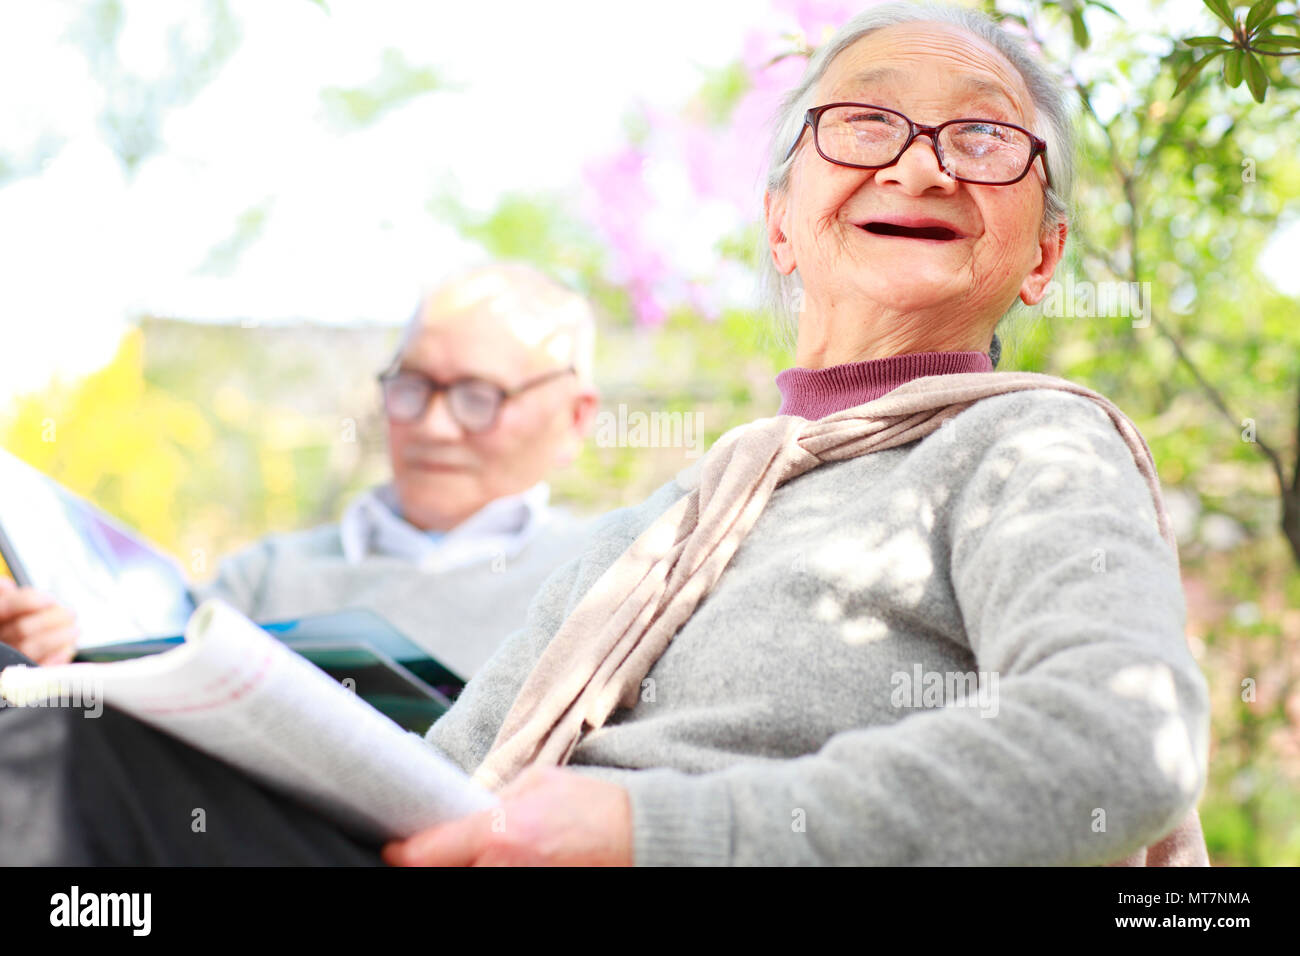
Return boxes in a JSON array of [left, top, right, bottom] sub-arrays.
[[473, 370, 1209, 866]]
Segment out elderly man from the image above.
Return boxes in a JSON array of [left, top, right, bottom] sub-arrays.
[[0, 262, 599, 682]]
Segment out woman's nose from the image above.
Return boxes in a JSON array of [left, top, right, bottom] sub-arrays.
[[877, 134, 958, 191]]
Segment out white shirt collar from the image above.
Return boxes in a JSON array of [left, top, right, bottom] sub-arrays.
[[339, 481, 553, 571]]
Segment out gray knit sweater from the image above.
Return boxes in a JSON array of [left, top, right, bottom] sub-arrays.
[[191, 515, 592, 680], [423, 387, 1211, 865]]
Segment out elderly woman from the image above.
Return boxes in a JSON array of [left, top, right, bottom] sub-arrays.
[[378, 2, 1212, 867]]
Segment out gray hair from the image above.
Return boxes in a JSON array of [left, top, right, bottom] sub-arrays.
[[758, 1, 1077, 364], [387, 262, 598, 387]]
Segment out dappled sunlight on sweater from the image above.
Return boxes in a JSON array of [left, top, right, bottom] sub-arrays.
[[803, 503, 938, 646], [423, 372, 1211, 864], [811, 592, 892, 645], [1109, 662, 1203, 796], [994, 416, 1125, 486], [809, 525, 934, 602]]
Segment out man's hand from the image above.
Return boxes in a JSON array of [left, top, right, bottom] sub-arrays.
[[382, 766, 634, 866], [0, 577, 78, 666]]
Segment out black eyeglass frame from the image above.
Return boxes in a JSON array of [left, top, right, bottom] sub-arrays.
[[784, 102, 1051, 189], [377, 365, 576, 432]]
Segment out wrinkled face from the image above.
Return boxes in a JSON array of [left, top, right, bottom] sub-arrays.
[[385, 308, 588, 532], [768, 22, 1060, 325]]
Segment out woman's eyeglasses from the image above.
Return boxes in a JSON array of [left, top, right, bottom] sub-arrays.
[[378, 366, 575, 433], [785, 102, 1050, 188]]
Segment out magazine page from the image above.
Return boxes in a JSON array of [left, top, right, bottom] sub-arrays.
[[0, 598, 496, 841], [0, 449, 196, 646]]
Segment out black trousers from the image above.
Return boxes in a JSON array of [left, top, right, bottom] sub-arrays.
[[0, 645, 385, 865]]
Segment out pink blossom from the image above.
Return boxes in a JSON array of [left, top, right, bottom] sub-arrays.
[[631, 284, 667, 326], [998, 16, 1044, 57], [774, 0, 865, 46], [679, 28, 810, 218], [581, 142, 673, 327], [581, 7, 874, 327]]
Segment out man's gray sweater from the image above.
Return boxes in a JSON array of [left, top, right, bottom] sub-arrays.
[[192, 515, 591, 680], [423, 388, 1211, 865]]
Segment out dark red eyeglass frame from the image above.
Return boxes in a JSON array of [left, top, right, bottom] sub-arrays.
[[784, 102, 1052, 189]]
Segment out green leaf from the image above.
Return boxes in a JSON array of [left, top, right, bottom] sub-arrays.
[[1071, 9, 1090, 48], [1184, 35, 1232, 45], [1203, 0, 1237, 30], [1173, 48, 1226, 95], [1254, 13, 1300, 32], [1246, 0, 1278, 33], [1086, 0, 1120, 17], [1224, 47, 1245, 87], [1252, 32, 1300, 49], [1242, 51, 1268, 101]]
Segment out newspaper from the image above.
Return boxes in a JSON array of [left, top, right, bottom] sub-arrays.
[[0, 598, 496, 842]]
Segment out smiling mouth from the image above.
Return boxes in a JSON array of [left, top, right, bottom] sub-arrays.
[[861, 222, 962, 241]]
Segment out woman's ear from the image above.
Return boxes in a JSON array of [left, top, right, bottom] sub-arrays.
[[1019, 219, 1068, 305], [764, 189, 797, 275]]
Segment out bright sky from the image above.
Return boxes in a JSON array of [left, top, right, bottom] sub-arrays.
[[0, 0, 771, 397], [0, 0, 1294, 402]]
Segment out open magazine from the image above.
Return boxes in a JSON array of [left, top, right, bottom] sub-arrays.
[[0, 448, 194, 645], [0, 449, 467, 731], [0, 598, 496, 842], [77, 607, 465, 733]]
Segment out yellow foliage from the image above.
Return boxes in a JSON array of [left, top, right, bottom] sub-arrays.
[[1, 328, 213, 556]]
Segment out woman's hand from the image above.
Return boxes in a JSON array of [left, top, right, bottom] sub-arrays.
[[382, 766, 634, 866], [0, 578, 78, 666]]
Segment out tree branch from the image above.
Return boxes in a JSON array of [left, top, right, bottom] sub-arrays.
[[1292, 377, 1300, 494], [1035, 16, 1292, 497], [1144, 310, 1289, 492]]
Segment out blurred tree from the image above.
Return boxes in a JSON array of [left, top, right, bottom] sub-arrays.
[[0, 0, 240, 186], [67, 0, 242, 176], [996, 0, 1300, 568]]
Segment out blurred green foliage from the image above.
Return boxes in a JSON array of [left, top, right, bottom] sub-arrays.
[[68, 0, 242, 175], [986, 0, 1300, 864], [319, 48, 447, 130]]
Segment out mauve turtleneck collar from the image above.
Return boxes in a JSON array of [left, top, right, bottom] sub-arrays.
[[776, 350, 995, 419]]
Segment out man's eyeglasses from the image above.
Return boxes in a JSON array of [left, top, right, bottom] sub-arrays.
[[378, 366, 575, 433], [784, 102, 1050, 188]]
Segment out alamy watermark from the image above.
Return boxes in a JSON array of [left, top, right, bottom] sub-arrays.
[[1040, 275, 1152, 327], [50, 886, 151, 935], [890, 665, 999, 718], [594, 403, 703, 458], [0, 675, 103, 718]]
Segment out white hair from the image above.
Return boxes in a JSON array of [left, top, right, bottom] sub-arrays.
[[758, 1, 1078, 364], [388, 262, 598, 387]]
